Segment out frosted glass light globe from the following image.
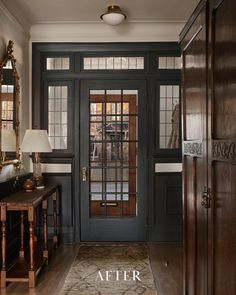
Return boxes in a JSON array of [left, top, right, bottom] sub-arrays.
[[101, 5, 126, 26]]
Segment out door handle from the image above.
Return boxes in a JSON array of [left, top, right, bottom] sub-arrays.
[[201, 186, 211, 209], [81, 167, 88, 181]]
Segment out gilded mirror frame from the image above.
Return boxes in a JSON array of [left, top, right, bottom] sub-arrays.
[[0, 40, 20, 169]]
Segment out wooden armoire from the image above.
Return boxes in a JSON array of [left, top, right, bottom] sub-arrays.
[[180, 0, 236, 294]]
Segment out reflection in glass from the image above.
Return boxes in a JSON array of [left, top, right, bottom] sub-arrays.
[[159, 85, 180, 149], [90, 168, 103, 181], [91, 182, 102, 193], [46, 57, 70, 70], [1, 84, 14, 130], [89, 90, 138, 217], [83, 57, 144, 70], [90, 103, 102, 115], [158, 56, 181, 69], [48, 85, 68, 149]]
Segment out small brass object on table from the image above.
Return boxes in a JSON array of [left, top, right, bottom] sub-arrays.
[[23, 178, 34, 192]]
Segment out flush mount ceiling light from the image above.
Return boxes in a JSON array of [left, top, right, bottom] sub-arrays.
[[100, 5, 126, 26]]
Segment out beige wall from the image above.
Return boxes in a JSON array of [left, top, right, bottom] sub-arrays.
[[30, 22, 185, 42], [0, 2, 30, 182]]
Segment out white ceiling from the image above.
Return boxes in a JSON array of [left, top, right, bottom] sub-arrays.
[[1, 0, 198, 28]]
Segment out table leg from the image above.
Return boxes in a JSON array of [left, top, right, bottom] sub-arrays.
[[19, 211, 24, 258], [34, 209, 37, 242], [1, 205, 6, 288], [42, 200, 48, 263], [52, 192, 58, 248], [28, 206, 35, 288]]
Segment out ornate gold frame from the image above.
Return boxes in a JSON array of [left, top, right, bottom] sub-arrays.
[[0, 40, 20, 170]]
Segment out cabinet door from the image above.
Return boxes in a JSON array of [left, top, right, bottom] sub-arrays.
[[209, 0, 236, 294], [181, 1, 208, 294]]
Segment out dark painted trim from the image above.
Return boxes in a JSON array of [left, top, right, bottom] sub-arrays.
[[74, 79, 80, 242], [33, 42, 180, 53], [32, 42, 182, 243]]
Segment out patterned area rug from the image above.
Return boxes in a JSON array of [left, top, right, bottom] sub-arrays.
[[60, 244, 157, 295]]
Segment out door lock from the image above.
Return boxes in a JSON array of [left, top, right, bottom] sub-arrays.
[[201, 187, 211, 209], [81, 167, 88, 181]]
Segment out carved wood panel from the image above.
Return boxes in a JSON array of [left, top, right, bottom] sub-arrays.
[[183, 140, 203, 157], [212, 140, 236, 162]]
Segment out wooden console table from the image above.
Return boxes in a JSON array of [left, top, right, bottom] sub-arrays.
[[0, 185, 59, 288]]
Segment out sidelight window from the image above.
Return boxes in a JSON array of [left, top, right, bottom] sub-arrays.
[[48, 85, 68, 149], [159, 85, 180, 149]]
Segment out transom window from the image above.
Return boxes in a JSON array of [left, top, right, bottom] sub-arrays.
[[158, 56, 181, 69], [46, 57, 70, 70], [83, 57, 144, 70]]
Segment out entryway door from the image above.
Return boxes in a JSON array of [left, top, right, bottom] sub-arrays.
[[80, 80, 147, 241]]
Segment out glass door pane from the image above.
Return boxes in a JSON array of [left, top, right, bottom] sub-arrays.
[[89, 89, 138, 218]]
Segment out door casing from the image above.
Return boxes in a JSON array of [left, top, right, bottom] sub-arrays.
[[79, 79, 148, 242]]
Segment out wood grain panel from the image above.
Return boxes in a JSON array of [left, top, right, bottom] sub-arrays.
[[209, 0, 236, 293], [184, 157, 196, 295], [212, 162, 236, 294], [181, 1, 208, 294]]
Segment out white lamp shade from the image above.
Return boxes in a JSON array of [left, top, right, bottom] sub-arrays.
[[21, 129, 52, 153], [1, 129, 16, 152], [102, 13, 125, 26]]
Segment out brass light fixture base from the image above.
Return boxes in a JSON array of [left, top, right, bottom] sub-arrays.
[[100, 5, 126, 25], [100, 5, 126, 19]]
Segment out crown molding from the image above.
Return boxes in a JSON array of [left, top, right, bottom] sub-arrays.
[[0, 0, 30, 39], [30, 21, 185, 42]]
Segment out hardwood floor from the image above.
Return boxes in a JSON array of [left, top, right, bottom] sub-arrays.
[[0, 243, 182, 295], [0, 244, 80, 295], [149, 243, 183, 295]]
